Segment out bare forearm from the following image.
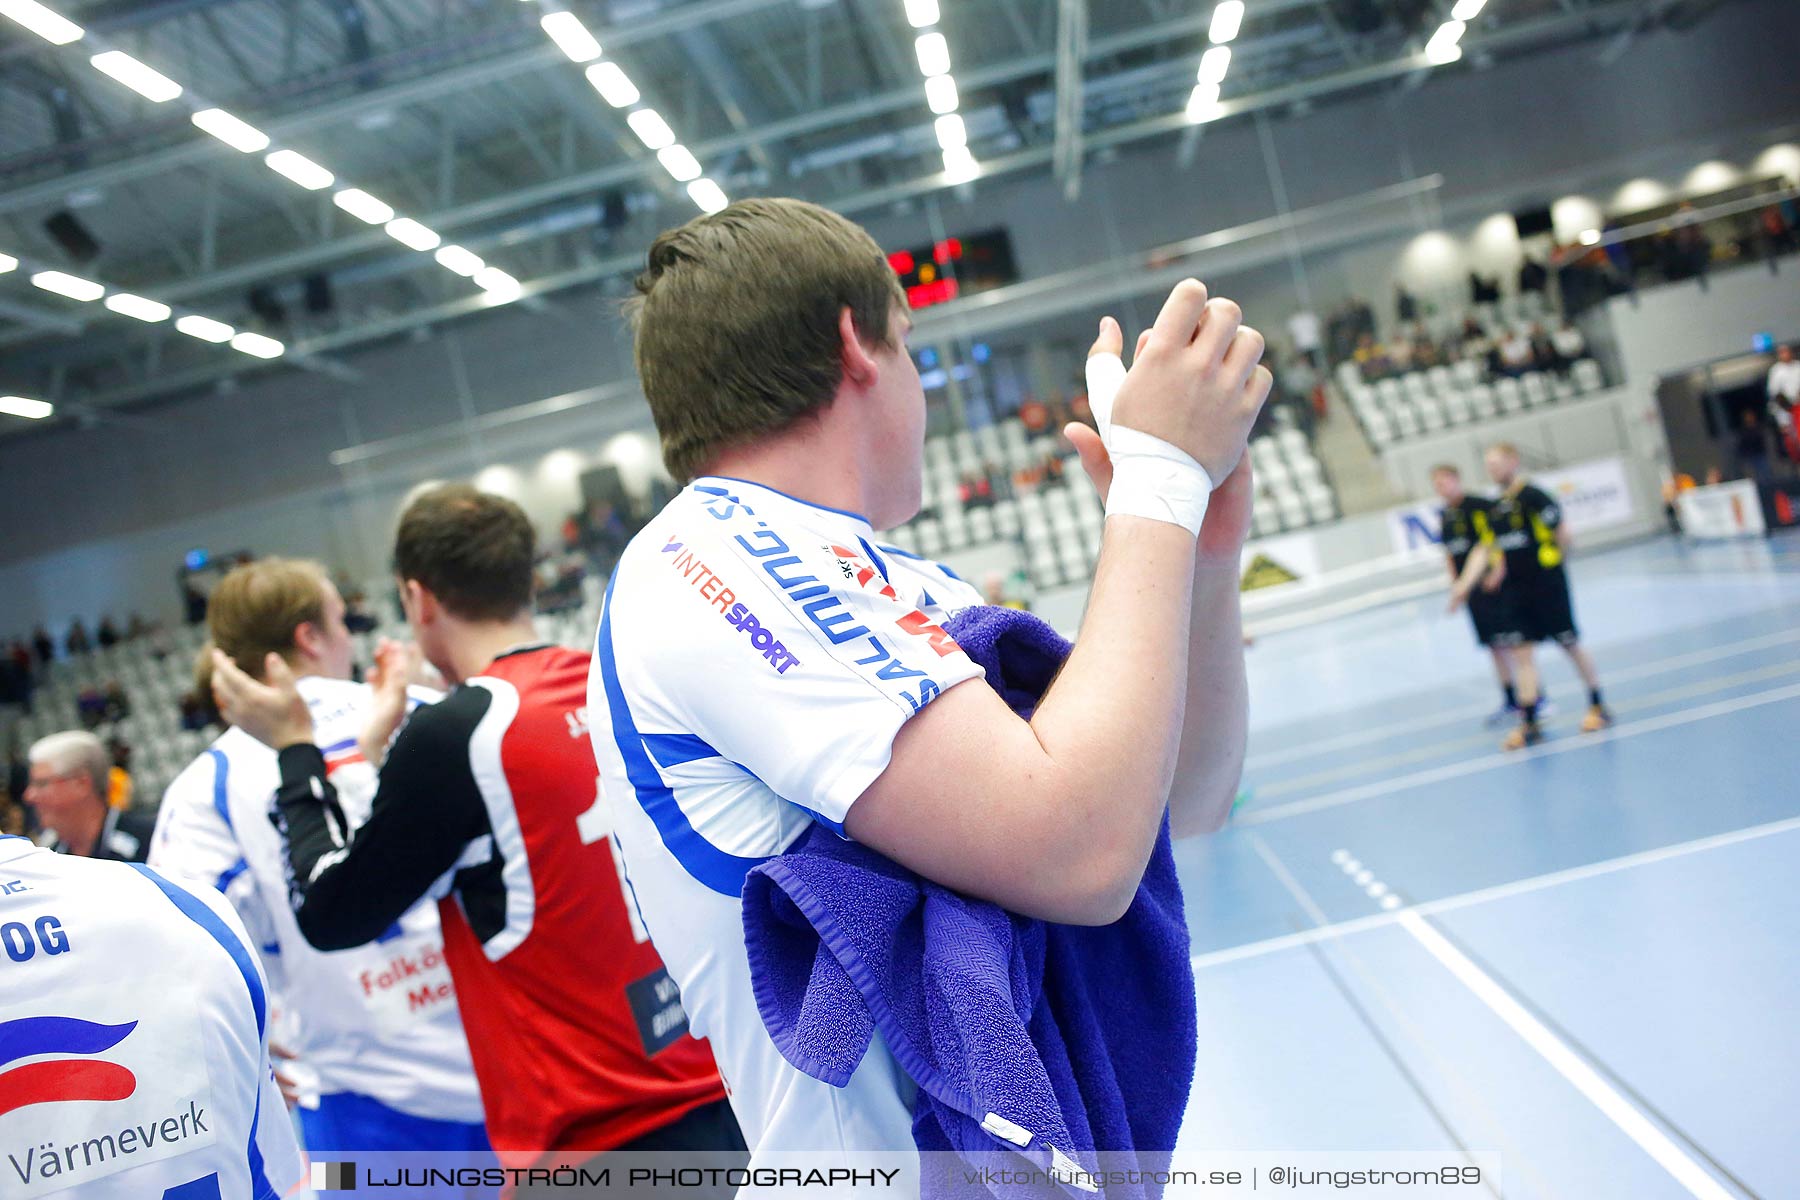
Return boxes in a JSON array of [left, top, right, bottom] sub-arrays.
[[1169, 561, 1247, 836], [1028, 516, 1196, 885]]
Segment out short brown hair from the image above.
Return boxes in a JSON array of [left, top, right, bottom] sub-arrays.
[[209, 558, 329, 681], [1488, 441, 1519, 458], [393, 484, 535, 621], [628, 197, 908, 480], [1430, 463, 1460, 478]]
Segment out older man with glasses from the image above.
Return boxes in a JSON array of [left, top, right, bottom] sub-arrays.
[[24, 730, 153, 862]]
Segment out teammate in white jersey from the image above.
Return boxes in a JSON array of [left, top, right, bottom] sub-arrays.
[[150, 558, 486, 1156], [592, 199, 1265, 1157], [0, 835, 305, 1200]]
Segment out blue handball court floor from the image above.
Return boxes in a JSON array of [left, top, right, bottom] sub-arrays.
[[1174, 532, 1800, 1200]]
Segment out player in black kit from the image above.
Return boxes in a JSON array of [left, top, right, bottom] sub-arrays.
[[1474, 443, 1613, 750], [1435, 464, 1536, 726]]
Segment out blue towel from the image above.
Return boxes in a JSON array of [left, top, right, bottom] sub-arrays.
[[742, 605, 1197, 1198]]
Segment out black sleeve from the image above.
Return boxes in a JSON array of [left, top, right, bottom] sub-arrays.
[[1523, 484, 1562, 529], [270, 688, 493, 952]]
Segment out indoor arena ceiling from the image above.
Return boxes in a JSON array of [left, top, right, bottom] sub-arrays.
[[0, 0, 1735, 427]]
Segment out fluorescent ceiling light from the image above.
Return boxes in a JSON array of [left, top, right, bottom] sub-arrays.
[[933, 113, 967, 151], [1209, 0, 1244, 45], [265, 149, 334, 190], [191, 108, 269, 153], [31, 270, 103, 301], [540, 11, 602, 62], [104, 293, 171, 322], [942, 145, 978, 184], [0, 0, 84, 45], [176, 314, 234, 342], [0, 395, 54, 419], [0, 252, 16, 273], [1198, 45, 1231, 85], [657, 144, 703, 182], [434, 245, 485, 276], [914, 32, 950, 77], [924, 74, 959, 115], [686, 178, 729, 214], [585, 62, 639, 108], [230, 331, 285, 359], [626, 108, 676, 150], [1450, 0, 1487, 20], [904, 0, 939, 28], [334, 188, 394, 224], [385, 218, 441, 252], [89, 51, 182, 102], [1186, 82, 1224, 123], [475, 267, 522, 302]]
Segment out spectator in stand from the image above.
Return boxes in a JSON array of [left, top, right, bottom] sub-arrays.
[[1353, 332, 1392, 381], [1018, 395, 1050, 435], [0, 784, 22, 836], [76, 686, 107, 730], [4, 640, 32, 712], [32, 625, 54, 671], [1395, 283, 1418, 325], [1498, 328, 1536, 377], [1288, 309, 1323, 368], [1388, 327, 1416, 373], [1551, 320, 1587, 369], [342, 588, 378, 634], [1519, 256, 1550, 296], [1736, 409, 1773, 490], [66, 619, 92, 657], [22, 730, 154, 861], [1411, 323, 1442, 369], [127, 612, 150, 640], [1767, 344, 1799, 433], [179, 642, 224, 733], [1528, 323, 1558, 371], [97, 616, 121, 649], [102, 679, 131, 722]]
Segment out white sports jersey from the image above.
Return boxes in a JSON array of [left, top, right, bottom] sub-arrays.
[[588, 476, 985, 1157], [151, 675, 483, 1124], [0, 836, 305, 1200]]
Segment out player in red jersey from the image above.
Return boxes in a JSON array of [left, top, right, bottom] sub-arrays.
[[210, 485, 737, 1171]]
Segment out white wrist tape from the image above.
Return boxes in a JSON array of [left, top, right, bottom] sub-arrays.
[[1084, 351, 1214, 536]]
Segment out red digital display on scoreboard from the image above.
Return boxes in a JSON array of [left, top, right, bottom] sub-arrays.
[[886, 229, 1018, 310]]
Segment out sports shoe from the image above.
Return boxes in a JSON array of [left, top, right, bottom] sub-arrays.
[[1486, 696, 1553, 727], [1502, 722, 1544, 751], [1579, 704, 1613, 733]]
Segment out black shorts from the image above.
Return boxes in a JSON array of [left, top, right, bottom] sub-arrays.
[[1465, 588, 1512, 647], [1505, 567, 1579, 646]]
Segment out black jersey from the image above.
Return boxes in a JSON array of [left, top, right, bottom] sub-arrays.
[[1478, 483, 1564, 575], [1439, 496, 1494, 575]]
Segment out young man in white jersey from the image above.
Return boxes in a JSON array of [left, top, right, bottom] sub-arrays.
[[150, 557, 488, 1157], [0, 836, 305, 1199], [590, 198, 1265, 1156]]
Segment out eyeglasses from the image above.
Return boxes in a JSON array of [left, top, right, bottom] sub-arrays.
[[24, 771, 83, 792]]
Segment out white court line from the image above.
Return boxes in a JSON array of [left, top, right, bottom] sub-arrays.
[[1254, 656, 1800, 802], [1190, 813, 1800, 972], [1246, 625, 1800, 773], [1237, 680, 1800, 826], [1396, 911, 1736, 1200]]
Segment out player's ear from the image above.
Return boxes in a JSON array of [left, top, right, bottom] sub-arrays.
[[839, 305, 879, 388]]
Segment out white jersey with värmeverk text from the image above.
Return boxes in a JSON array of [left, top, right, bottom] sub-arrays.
[[151, 675, 483, 1123], [588, 477, 986, 1160], [0, 837, 304, 1200]]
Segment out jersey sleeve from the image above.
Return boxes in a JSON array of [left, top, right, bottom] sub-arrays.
[[1524, 484, 1563, 530], [1472, 506, 1495, 544], [606, 527, 986, 832], [151, 758, 277, 957], [271, 694, 493, 951]]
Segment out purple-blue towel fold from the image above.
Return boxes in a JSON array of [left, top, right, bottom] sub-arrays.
[[742, 604, 1197, 1199]]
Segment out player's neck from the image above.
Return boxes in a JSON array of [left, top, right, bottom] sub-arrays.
[[440, 616, 542, 685], [701, 409, 876, 526]]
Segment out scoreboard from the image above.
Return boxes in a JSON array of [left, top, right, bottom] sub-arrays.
[[886, 228, 1019, 309]]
